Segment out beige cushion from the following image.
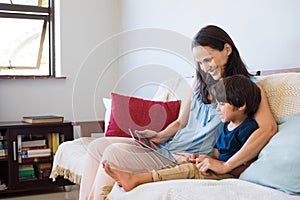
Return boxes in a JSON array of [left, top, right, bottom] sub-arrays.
[[256, 73, 300, 121]]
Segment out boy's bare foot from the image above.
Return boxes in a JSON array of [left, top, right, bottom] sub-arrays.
[[103, 161, 153, 192]]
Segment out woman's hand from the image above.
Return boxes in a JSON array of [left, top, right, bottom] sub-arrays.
[[196, 156, 229, 175], [135, 129, 164, 144]]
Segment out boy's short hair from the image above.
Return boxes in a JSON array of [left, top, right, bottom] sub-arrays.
[[210, 74, 261, 117]]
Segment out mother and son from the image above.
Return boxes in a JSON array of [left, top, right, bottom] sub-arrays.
[[79, 25, 278, 200]]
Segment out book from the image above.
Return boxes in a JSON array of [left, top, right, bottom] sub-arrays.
[[21, 145, 48, 151], [47, 133, 52, 153], [19, 164, 34, 171], [52, 133, 60, 155], [21, 156, 52, 164], [19, 174, 37, 181], [22, 139, 46, 148], [19, 169, 35, 175], [22, 152, 51, 158], [22, 115, 64, 124], [0, 149, 8, 157], [27, 148, 51, 155], [19, 164, 35, 176], [20, 148, 51, 159], [18, 135, 22, 163], [36, 163, 52, 170]]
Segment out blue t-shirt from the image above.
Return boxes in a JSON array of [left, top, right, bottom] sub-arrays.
[[215, 117, 258, 162]]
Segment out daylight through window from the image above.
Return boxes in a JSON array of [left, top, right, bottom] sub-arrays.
[[0, 0, 55, 77]]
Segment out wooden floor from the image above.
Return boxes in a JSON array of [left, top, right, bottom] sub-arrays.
[[0, 185, 79, 200]]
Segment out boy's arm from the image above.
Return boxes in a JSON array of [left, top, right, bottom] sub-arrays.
[[213, 148, 220, 159]]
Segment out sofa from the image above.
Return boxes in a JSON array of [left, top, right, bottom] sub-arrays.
[[50, 68, 300, 200]]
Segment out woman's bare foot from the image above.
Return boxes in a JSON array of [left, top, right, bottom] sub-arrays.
[[103, 161, 153, 192], [102, 161, 122, 186]]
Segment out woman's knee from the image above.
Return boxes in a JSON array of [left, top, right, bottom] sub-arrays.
[[102, 143, 146, 164], [86, 137, 109, 157], [87, 137, 134, 156], [103, 143, 134, 158]]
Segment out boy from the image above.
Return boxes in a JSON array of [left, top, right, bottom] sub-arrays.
[[103, 75, 262, 192]]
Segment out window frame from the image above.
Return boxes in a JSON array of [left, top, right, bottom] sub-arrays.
[[0, 1, 58, 79]]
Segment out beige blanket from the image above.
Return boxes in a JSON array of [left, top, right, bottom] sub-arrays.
[[50, 137, 96, 184]]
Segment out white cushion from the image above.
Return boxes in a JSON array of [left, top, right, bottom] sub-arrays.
[[102, 98, 112, 133]]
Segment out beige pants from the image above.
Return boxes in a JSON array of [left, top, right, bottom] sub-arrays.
[[152, 163, 236, 182]]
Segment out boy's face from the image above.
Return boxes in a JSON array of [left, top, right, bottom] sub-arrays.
[[216, 102, 239, 123]]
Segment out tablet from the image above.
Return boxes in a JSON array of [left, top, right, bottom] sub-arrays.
[[129, 128, 178, 165]]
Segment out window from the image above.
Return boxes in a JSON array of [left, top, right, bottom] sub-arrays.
[[0, 0, 56, 77]]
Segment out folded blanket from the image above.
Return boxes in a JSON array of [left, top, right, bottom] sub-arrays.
[[50, 137, 96, 184]]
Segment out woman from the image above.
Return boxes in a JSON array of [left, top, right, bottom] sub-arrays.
[[79, 25, 277, 200], [103, 74, 262, 192]]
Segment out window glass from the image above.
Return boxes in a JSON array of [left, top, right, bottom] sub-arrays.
[[0, 0, 54, 77], [0, 0, 48, 7]]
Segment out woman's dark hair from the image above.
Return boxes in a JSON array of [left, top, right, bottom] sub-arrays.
[[210, 75, 261, 117], [192, 25, 252, 103]]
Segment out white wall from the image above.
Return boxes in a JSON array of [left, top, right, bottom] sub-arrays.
[[117, 0, 300, 98], [120, 0, 300, 70], [0, 0, 121, 122], [0, 0, 299, 122]]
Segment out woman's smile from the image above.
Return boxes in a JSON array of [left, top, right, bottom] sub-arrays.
[[208, 67, 218, 75], [208, 66, 222, 79]]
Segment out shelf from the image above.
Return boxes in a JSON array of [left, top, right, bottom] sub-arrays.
[[0, 121, 74, 194]]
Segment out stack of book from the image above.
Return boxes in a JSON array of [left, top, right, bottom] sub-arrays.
[[34, 163, 52, 179], [19, 165, 37, 182], [18, 136, 52, 164]]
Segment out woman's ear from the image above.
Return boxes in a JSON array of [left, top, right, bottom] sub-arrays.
[[224, 43, 232, 56]]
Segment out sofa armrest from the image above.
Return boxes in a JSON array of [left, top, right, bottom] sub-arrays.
[[72, 120, 104, 137]]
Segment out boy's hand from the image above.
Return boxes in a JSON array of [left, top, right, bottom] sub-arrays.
[[187, 153, 199, 163]]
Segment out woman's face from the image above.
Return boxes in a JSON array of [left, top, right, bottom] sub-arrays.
[[192, 45, 231, 80]]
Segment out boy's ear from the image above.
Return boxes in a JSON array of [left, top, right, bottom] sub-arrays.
[[238, 104, 247, 111]]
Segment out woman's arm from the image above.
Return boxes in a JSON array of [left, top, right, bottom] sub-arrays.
[[137, 79, 196, 144], [199, 83, 278, 174]]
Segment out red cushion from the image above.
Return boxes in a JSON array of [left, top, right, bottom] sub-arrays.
[[105, 93, 181, 138]]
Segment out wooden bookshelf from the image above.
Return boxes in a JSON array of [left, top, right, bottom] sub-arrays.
[[0, 121, 74, 194]]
